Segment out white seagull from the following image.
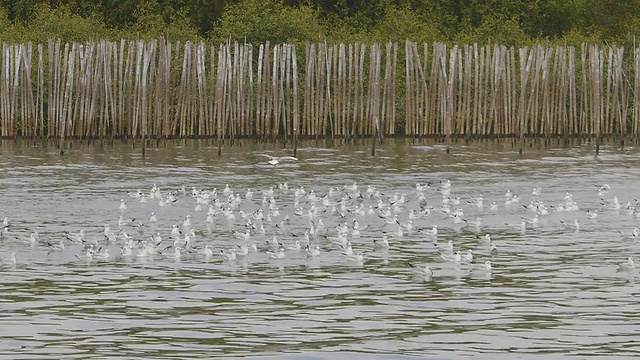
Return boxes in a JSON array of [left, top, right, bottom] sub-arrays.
[[409, 262, 434, 279], [258, 154, 299, 166]]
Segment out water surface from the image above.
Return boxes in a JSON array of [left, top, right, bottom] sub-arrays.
[[1, 140, 639, 359]]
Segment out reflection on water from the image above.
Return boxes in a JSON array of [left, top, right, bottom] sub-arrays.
[[1, 139, 640, 359]]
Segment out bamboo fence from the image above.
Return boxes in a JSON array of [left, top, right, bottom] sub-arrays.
[[0, 37, 639, 145]]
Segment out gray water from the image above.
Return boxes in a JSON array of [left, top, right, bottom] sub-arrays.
[[1, 140, 640, 359]]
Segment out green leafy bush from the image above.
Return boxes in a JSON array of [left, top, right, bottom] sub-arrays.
[[19, 4, 111, 44], [211, 0, 325, 46]]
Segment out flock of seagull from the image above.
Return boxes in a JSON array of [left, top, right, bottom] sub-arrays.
[[1, 178, 638, 281]]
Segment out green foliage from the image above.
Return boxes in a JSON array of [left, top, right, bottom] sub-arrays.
[[556, 28, 604, 48], [0, 7, 20, 42], [455, 13, 529, 47], [211, 0, 325, 47], [577, 0, 640, 41], [122, 1, 200, 42], [0, 0, 637, 46], [369, 5, 441, 43], [18, 4, 111, 43]]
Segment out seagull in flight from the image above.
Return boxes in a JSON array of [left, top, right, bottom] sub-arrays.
[[257, 154, 299, 166]]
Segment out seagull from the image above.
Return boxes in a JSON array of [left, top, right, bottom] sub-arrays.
[[117, 215, 128, 228], [305, 244, 320, 256], [340, 242, 353, 256], [46, 240, 66, 252], [422, 225, 438, 236], [220, 249, 237, 261], [618, 256, 635, 271], [9, 253, 16, 266], [267, 235, 282, 248], [373, 235, 390, 247], [505, 189, 513, 199], [25, 232, 39, 245], [519, 218, 527, 233], [477, 233, 492, 242], [484, 260, 492, 271], [127, 190, 144, 198], [596, 184, 611, 197], [467, 217, 482, 231], [76, 247, 95, 262], [104, 224, 117, 238], [462, 249, 473, 263], [258, 154, 299, 166], [618, 228, 640, 241], [65, 229, 85, 243], [197, 245, 213, 258], [0, 252, 16, 267], [267, 247, 286, 259], [164, 247, 182, 260], [560, 219, 580, 231], [171, 225, 182, 238], [345, 252, 364, 262], [94, 248, 111, 260], [121, 245, 133, 257], [182, 215, 192, 227], [233, 229, 251, 241], [440, 250, 461, 263], [287, 240, 302, 251], [236, 244, 250, 256], [408, 262, 433, 279]]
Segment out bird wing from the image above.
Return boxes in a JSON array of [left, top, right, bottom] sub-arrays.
[[256, 154, 276, 160]]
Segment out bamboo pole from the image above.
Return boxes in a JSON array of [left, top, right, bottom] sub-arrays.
[[568, 46, 576, 144], [351, 43, 359, 141], [264, 42, 272, 141], [357, 44, 366, 141], [325, 42, 334, 141], [337, 43, 345, 139], [616, 47, 627, 147], [283, 43, 291, 142], [346, 44, 353, 142], [518, 47, 534, 153], [507, 47, 516, 138], [316, 42, 324, 142], [381, 42, 390, 140], [328, 44, 337, 140], [634, 45, 640, 142], [292, 44, 299, 157], [215, 43, 226, 155], [271, 44, 279, 143], [445, 45, 457, 152], [370, 43, 381, 156], [10, 44, 21, 139], [390, 42, 397, 136]]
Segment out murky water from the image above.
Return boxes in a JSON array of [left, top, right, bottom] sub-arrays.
[[1, 139, 640, 359]]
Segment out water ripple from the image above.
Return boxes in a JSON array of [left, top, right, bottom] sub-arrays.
[[0, 141, 640, 358]]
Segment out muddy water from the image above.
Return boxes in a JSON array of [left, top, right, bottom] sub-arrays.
[[0, 140, 639, 359]]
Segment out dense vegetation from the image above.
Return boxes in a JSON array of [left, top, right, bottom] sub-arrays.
[[0, 0, 637, 47]]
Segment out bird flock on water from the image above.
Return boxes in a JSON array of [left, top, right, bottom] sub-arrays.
[[0, 179, 638, 280]]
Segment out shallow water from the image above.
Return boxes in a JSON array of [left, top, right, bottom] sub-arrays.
[[1, 140, 640, 359]]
